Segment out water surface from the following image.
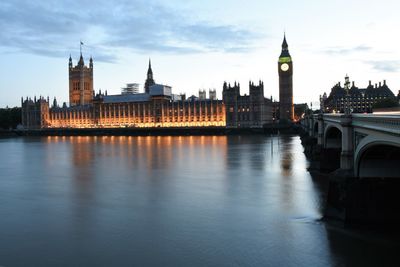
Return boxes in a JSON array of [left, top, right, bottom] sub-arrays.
[[0, 135, 398, 266]]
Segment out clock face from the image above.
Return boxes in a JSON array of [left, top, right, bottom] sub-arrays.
[[281, 63, 289, 72]]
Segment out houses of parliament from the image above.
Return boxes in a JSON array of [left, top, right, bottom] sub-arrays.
[[21, 36, 294, 129]]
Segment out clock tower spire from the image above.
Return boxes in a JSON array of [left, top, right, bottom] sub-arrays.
[[278, 33, 294, 121]]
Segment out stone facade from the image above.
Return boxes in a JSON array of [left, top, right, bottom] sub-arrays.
[[21, 96, 50, 129], [222, 81, 273, 128], [22, 57, 225, 129], [69, 54, 94, 106], [44, 96, 225, 128]]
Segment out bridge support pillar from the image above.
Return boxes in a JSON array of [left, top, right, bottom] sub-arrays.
[[340, 115, 353, 171], [317, 114, 324, 146], [308, 117, 314, 136]]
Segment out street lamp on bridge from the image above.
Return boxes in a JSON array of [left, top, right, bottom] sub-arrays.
[[344, 74, 351, 115]]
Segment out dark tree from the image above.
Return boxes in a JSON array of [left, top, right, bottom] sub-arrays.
[[0, 107, 22, 129]]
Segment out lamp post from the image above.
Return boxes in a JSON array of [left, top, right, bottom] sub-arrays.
[[344, 74, 351, 115], [319, 94, 324, 114]]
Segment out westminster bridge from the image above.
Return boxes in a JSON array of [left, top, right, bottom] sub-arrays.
[[301, 113, 400, 224], [302, 113, 400, 177]]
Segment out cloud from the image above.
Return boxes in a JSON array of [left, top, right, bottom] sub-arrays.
[[323, 45, 371, 55], [366, 60, 400, 72], [0, 0, 260, 62]]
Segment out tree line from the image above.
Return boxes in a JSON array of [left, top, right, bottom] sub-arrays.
[[0, 107, 21, 129]]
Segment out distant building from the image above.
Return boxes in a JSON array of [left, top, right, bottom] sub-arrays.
[[23, 37, 286, 129], [21, 96, 50, 129], [222, 81, 273, 128], [323, 76, 397, 113], [22, 56, 225, 129], [121, 83, 139, 94]]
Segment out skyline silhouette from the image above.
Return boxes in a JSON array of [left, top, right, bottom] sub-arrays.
[[1, 0, 399, 107]]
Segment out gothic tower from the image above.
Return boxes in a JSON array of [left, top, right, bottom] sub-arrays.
[[144, 59, 155, 94], [69, 53, 94, 106], [278, 33, 294, 121], [222, 81, 240, 127]]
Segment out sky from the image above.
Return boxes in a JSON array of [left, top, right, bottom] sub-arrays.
[[1, 0, 400, 107]]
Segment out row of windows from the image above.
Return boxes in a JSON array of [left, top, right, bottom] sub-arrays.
[[72, 82, 91, 91], [50, 111, 223, 120], [100, 105, 224, 116], [229, 107, 260, 113]]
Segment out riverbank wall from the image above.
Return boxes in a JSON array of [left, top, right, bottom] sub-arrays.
[[9, 124, 300, 137]]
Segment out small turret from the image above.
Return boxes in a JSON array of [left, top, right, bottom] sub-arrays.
[[78, 54, 84, 66], [69, 55, 73, 69]]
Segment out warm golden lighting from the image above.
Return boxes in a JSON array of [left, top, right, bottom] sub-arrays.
[[43, 100, 226, 129]]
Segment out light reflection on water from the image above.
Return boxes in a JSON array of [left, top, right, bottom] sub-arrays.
[[0, 135, 398, 266]]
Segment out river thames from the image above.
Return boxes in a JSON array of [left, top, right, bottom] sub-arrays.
[[0, 135, 398, 266]]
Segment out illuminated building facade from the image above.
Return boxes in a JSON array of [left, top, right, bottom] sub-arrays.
[[323, 77, 397, 113], [22, 55, 226, 129], [69, 54, 94, 106]]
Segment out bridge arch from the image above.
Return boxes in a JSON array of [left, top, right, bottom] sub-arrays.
[[320, 124, 343, 171], [355, 139, 400, 178], [324, 124, 342, 149]]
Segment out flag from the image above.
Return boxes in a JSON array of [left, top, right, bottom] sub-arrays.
[[80, 41, 84, 45]]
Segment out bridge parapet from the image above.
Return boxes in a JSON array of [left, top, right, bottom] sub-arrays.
[[323, 114, 348, 124], [302, 113, 400, 174], [352, 114, 400, 136]]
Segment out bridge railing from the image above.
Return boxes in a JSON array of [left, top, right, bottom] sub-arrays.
[[352, 114, 400, 136], [323, 113, 347, 124]]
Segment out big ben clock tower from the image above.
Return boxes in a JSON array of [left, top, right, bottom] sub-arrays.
[[278, 34, 294, 121]]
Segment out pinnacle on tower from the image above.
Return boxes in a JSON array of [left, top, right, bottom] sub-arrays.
[[147, 58, 153, 75], [78, 54, 84, 66], [144, 58, 155, 93], [282, 33, 288, 50], [280, 33, 291, 58]]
